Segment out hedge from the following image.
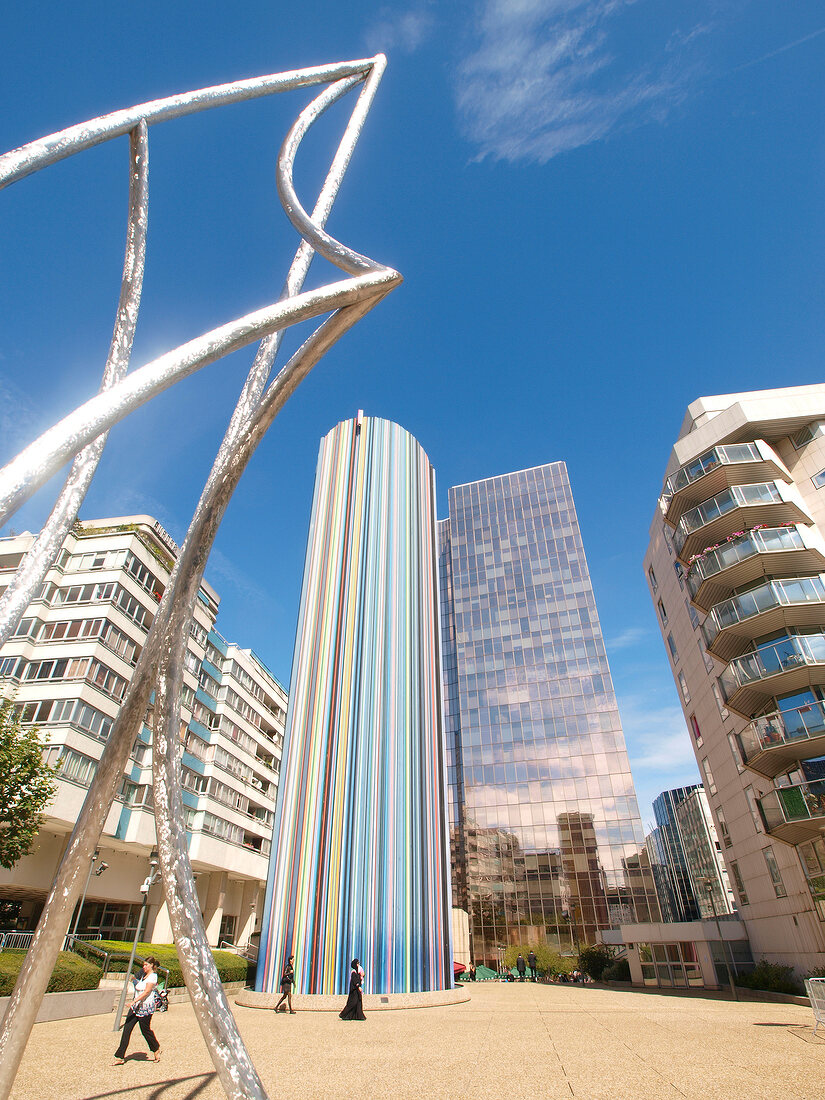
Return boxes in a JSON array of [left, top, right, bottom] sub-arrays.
[[72, 940, 249, 988], [503, 944, 576, 976], [0, 950, 101, 996], [735, 959, 802, 996]]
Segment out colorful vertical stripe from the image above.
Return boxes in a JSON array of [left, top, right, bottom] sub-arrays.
[[257, 416, 453, 995]]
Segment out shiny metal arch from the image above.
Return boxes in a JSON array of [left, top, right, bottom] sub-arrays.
[[0, 57, 400, 1100]]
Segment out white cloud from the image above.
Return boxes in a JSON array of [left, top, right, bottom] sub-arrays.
[[364, 5, 435, 56], [617, 690, 701, 822], [606, 625, 649, 651], [455, 0, 709, 162]]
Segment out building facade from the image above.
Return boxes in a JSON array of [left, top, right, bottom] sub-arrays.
[[645, 384, 825, 974], [0, 516, 287, 946], [257, 416, 452, 996], [440, 462, 659, 968]]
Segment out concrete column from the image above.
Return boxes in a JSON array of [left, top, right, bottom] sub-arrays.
[[695, 938, 720, 989], [148, 898, 173, 944], [237, 881, 261, 947], [203, 871, 228, 946]]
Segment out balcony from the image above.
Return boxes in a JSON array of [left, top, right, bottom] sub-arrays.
[[758, 780, 825, 845], [720, 633, 825, 718], [661, 441, 791, 526], [687, 525, 825, 612], [702, 575, 825, 662], [673, 481, 812, 563], [741, 701, 825, 779]]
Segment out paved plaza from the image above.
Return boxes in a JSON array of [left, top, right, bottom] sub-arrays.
[[8, 981, 823, 1100]]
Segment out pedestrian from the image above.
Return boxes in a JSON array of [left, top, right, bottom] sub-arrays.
[[527, 950, 537, 981], [273, 954, 296, 1014], [516, 953, 526, 981], [112, 957, 162, 1065], [339, 958, 366, 1020]]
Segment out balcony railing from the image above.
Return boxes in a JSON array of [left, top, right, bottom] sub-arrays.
[[758, 780, 825, 845], [721, 633, 825, 699], [702, 575, 825, 648], [740, 701, 825, 778], [674, 482, 785, 554], [662, 442, 763, 506], [687, 525, 806, 595]]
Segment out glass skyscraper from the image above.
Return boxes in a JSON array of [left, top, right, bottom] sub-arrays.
[[439, 462, 658, 966]]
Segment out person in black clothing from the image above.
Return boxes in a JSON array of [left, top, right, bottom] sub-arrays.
[[274, 955, 296, 1014], [527, 950, 537, 981], [339, 958, 366, 1021], [516, 953, 527, 981]]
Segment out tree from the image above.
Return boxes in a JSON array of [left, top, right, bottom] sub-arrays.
[[577, 943, 612, 981], [0, 694, 57, 869], [503, 942, 575, 976]]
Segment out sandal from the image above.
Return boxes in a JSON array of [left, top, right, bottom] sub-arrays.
[[112, 1058, 125, 1066], [153, 1050, 162, 1062]]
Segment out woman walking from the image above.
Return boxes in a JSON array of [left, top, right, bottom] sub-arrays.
[[113, 957, 162, 1064], [273, 955, 296, 1014], [339, 958, 366, 1021]]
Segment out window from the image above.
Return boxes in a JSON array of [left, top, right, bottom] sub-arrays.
[[727, 732, 744, 772], [685, 598, 699, 630], [762, 847, 787, 898], [716, 805, 731, 848], [667, 633, 679, 662], [699, 640, 715, 673], [689, 714, 703, 748], [701, 755, 717, 795], [673, 562, 684, 589], [793, 421, 825, 448], [712, 680, 729, 719], [678, 671, 691, 704], [744, 786, 763, 832], [813, 469, 825, 490], [648, 566, 658, 593], [663, 525, 674, 556], [658, 599, 668, 625], [730, 861, 749, 905]]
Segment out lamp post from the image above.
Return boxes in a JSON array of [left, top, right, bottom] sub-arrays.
[[562, 907, 580, 958], [113, 851, 161, 1031], [69, 849, 108, 942], [702, 878, 738, 1001]]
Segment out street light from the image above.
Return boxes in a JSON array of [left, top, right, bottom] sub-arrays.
[[113, 851, 161, 1030], [700, 877, 738, 1001], [69, 849, 108, 942]]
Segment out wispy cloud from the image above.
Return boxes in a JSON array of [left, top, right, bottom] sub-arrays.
[[206, 547, 276, 613], [618, 692, 695, 771], [606, 625, 649, 651], [455, 0, 712, 162], [364, 4, 435, 56]]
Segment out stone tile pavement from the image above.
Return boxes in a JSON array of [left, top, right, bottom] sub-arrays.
[[9, 980, 823, 1100]]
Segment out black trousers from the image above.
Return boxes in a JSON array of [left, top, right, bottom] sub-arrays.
[[115, 1011, 159, 1057]]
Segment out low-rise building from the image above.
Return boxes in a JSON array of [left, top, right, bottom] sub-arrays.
[[0, 516, 286, 947]]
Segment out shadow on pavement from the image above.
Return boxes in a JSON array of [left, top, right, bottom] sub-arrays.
[[83, 1072, 216, 1100]]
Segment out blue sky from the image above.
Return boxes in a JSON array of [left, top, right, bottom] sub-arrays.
[[2, 1, 824, 825]]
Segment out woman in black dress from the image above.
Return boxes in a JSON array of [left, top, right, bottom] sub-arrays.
[[339, 958, 366, 1020], [273, 955, 296, 1014]]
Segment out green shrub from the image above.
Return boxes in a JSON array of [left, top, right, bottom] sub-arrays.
[[503, 943, 575, 976], [72, 940, 249, 988], [806, 965, 825, 979], [602, 958, 631, 983], [578, 944, 612, 981], [0, 950, 101, 995], [735, 958, 802, 996]]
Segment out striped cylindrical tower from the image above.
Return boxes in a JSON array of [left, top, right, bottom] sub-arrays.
[[257, 415, 453, 995]]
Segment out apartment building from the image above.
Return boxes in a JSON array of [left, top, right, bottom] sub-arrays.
[[0, 516, 286, 947], [645, 385, 825, 974]]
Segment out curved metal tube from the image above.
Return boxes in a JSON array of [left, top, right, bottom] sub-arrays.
[[0, 271, 390, 526], [0, 121, 148, 646], [0, 56, 400, 1100], [0, 59, 379, 189]]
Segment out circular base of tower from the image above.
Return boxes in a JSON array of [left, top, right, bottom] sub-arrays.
[[235, 987, 470, 1012]]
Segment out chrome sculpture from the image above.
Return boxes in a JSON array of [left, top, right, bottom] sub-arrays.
[[0, 57, 400, 1100]]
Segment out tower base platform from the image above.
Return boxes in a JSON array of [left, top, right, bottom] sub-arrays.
[[235, 987, 469, 1012]]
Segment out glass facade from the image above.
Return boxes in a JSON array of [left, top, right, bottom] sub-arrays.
[[439, 462, 658, 967]]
